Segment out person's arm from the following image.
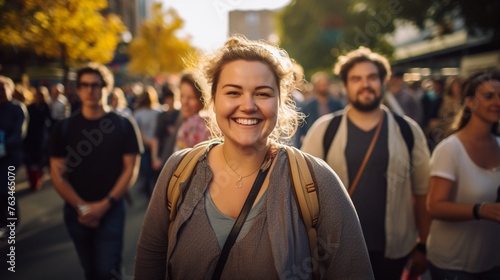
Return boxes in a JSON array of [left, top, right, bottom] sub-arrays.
[[79, 153, 138, 227], [50, 157, 99, 227], [151, 137, 163, 171], [427, 176, 500, 222], [406, 120, 431, 277], [408, 194, 431, 277], [50, 157, 87, 209]]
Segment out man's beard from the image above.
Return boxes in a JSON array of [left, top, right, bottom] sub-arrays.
[[351, 87, 383, 112]]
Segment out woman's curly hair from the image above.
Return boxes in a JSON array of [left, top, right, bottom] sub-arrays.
[[195, 35, 304, 143]]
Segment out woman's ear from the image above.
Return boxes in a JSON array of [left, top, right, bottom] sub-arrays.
[[464, 96, 477, 112]]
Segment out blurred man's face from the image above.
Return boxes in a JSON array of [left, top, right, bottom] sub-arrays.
[[345, 61, 384, 112], [77, 73, 104, 109], [314, 77, 329, 96]]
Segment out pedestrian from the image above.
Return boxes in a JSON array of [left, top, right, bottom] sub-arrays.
[[108, 87, 132, 118], [49, 83, 71, 121], [23, 86, 53, 190], [133, 85, 161, 196], [300, 72, 344, 137], [150, 83, 181, 186], [301, 46, 431, 280], [49, 63, 141, 280], [65, 84, 82, 114], [0, 75, 28, 240], [426, 71, 500, 280], [386, 71, 419, 121], [134, 36, 373, 280], [428, 75, 465, 146], [173, 73, 209, 151]]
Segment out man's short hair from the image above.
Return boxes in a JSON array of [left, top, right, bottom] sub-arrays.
[[311, 72, 329, 86], [334, 47, 391, 85], [76, 62, 114, 93]]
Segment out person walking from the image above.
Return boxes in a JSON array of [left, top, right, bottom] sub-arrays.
[[301, 47, 431, 280], [23, 86, 53, 190], [151, 83, 181, 183], [173, 73, 209, 151], [300, 72, 343, 136], [135, 36, 373, 280], [49, 63, 141, 280], [0, 75, 27, 239], [49, 83, 71, 121], [426, 71, 500, 279], [133, 85, 161, 196]]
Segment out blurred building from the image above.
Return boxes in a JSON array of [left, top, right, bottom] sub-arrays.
[[229, 10, 279, 44], [388, 19, 499, 80]]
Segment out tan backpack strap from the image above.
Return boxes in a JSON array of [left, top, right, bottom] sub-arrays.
[[285, 146, 320, 279], [167, 144, 207, 237]]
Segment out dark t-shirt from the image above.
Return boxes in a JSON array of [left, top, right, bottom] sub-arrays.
[[155, 109, 181, 163], [49, 112, 140, 201], [345, 112, 388, 252]]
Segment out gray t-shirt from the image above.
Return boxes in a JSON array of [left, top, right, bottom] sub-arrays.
[[346, 113, 388, 252], [205, 188, 267, 249]]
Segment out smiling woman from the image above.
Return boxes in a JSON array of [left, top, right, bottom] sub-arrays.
[[135, 36, 374, 280]]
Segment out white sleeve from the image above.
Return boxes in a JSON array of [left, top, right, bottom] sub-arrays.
[[429, 138, 457, 182]]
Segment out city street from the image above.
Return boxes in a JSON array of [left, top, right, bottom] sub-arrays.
[[0, 167, 150, 280]]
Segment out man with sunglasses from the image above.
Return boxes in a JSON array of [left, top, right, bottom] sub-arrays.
[[49, 63, 141, 280]]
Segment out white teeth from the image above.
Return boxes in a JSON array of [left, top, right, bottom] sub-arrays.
[[236, 118, 258, 125]]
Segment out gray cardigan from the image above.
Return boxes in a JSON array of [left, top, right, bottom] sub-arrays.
[[135, 145, 374, 280]]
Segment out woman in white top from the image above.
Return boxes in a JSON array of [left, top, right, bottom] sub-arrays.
[[427, 71, 500, 279]]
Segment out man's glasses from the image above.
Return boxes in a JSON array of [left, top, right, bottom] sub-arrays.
[[78, 82, 102, 90]]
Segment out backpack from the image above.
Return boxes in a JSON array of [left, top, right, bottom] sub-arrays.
[[166, 141, 320, 278], [322, 111, 414, 169]]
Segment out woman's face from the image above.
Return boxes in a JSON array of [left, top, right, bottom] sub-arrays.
[[467, 79, 500, 124], [180, 82, 203, 118], [213, 60, 279, 148]]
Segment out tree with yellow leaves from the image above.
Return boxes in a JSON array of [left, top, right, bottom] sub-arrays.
[[0, 0, 126, 86], [127, 3, 197, 77]]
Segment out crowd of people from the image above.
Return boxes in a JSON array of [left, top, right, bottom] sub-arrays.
[[0, 35, 498, 280]]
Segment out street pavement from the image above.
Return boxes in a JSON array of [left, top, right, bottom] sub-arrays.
[[0, 166, 150, 280]]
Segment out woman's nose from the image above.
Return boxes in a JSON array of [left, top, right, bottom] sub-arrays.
[[240, 94, 257, 112]]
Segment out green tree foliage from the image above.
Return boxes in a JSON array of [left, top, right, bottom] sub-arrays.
[[127, 3, 198, 77], [278, 0, 499, 78], [277, 0, 395, 78], [356, 0, 500, 37]]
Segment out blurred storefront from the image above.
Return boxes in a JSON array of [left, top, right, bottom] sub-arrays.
[[388, 19, 499, 80]]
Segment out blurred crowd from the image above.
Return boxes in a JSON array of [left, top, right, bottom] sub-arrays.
[[0, 42, 499, 279], [0, 65, 476, 194], [0, 73, 210, 196]]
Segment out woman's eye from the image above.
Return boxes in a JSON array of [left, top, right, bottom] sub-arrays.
[[482, 93, 493, 99], [226, 91, 239, 96], [256, 92, 272, 97]]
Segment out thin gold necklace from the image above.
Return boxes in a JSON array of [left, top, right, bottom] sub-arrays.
[[222, 147, 262, 189]]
